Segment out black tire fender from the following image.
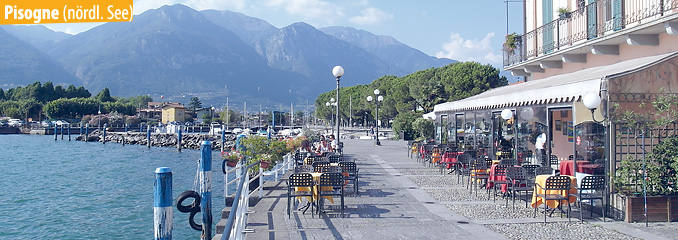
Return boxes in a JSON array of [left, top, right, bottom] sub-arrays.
[[188, 208, 202, 231], [176, 190, 200, 213]]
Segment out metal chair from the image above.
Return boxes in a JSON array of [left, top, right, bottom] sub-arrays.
[[322, 165, 343, 173], [455, 155, 472, 186], [328, 155, 341, 163], [317, 172, 345, 216], [294, 165, 314, 173], [499, 158, 518, 166], [505, 167, 532, 209], [521, 164, 540, 177], [488, 164, 509, 202], [313, 160, 330, 172], [549, 155, 559, 168], [469, 158, 489, 197], [534, 175, 572, 222], [339, 161, 359, 196], [574, 175, 606, 222], [287, 173, 314, 218], [534, 166, 554, 177]]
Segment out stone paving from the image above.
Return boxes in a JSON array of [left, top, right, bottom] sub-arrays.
[[218, 138, 678, 240]]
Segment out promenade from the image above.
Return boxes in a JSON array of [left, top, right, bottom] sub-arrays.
[[220, 139, 677, 240]]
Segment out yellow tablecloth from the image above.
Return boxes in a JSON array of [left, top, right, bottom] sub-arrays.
[[530, 175, 577, 209], [295, 172, 334, 203]]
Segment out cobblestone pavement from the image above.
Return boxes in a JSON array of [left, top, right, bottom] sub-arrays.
[[236, 139, 677, 240]]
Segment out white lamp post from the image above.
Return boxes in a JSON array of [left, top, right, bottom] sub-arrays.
[[332, 66, 344, 146], [367, 89, 383, 146]]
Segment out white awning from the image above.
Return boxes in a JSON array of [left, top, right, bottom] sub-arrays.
[[433, 51, 678, 113], [422, 112, 436, 120]]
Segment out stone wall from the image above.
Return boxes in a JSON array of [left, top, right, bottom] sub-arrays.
[[76, 129, 236, 150]]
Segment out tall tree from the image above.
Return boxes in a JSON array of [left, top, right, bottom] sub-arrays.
[[0, 88, 5, 100], [95, 88, 115, 102], [188, 97, 202, 111]]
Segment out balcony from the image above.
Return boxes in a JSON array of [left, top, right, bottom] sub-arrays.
[[504, 0, 678, 74]]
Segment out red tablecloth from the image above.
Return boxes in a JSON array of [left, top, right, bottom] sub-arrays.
[[558, 160, 590, 176], [440, 152, 464, 169]]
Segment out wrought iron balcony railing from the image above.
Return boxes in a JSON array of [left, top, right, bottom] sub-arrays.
[[504, 0, 678, 67]]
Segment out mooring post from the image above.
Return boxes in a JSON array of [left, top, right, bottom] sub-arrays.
[[61, 124, 64, 140], [140, 123, 143, 132], [199, 126, 203, 134], [54, 125, 57, 141], [85, 124, 89, 142], [199, 141, 213, 240], [102, 123, 107, 144], [154, 167, 173, 240], [79, 124, 83, 136], [68, 124, 71, 141], [147, 125, 152, 149], [177, 129, 182, 152], [221, 125, 225, 152], [125, 123, 128, 133]]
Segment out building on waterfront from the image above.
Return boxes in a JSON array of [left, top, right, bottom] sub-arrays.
[[161, 103, 186, 124], [429, 0, 678, 222]]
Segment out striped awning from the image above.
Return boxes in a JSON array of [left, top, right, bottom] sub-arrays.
[[433, 51, 678, 113]]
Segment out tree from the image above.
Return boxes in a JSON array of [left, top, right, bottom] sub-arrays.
[[413, 118, 435, 140], [0, 88, 4, 100], [189, 97, 202, 111], [95, 88, 115, 102], [392, 111, 420, 140]]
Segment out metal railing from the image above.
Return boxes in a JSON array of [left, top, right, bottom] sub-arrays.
[[221, 153, 294, 239], [504, 0, 678, 67]]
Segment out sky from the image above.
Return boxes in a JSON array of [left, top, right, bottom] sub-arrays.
[[44, 0, 524, 68]]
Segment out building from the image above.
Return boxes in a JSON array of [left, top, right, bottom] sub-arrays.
[[160, 103, 186, 124], [430, 1, 678, 222]]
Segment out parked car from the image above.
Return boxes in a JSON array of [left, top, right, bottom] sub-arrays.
[[8, 119, 25, 127]]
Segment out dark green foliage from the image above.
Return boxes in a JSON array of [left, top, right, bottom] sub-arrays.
[[647, 137, 678, 195], [392, 111, 420, 140], [95, 88, 115, 102], [315, 62, 507, 126], [189, 97, 202, 111], [0, 88, 4, 100]]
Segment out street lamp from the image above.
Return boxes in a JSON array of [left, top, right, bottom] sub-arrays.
[[367, 89, 383, 146], [332, 66, 343, 144]]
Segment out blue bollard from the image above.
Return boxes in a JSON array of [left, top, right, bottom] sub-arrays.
[[80, 125, 83, 136], [140, 123, 143, 132], [154, 167, 173, 240], [221, 126, 225, 152], [199, 141, 212, 240], [177, 129, 182, 152], [54, 125, 57, 141], [125, 123, 128, 133], [68, 124, 71, 141], [102, 123, 107, 144], [61, 124, 64, 140], [147, 126, 152, 148], [85, 124, 89, 142]]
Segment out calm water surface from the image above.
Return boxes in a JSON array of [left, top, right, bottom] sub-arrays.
[[0, 134, 226, 239]]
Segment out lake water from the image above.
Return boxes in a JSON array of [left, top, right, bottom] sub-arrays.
[[0, 134, 227, 239]]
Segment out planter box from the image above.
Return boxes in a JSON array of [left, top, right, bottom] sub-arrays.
[[619, 195, 678, 222]]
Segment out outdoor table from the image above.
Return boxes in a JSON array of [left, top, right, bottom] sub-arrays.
[[440, 152, 464, 169], [530, 175, 577, 209], [486, 164, 519, 193], [295, 172, 334, 203], [558, 160, 589, 176]]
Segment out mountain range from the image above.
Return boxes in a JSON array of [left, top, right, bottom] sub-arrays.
[[0, 4, 456, 107]]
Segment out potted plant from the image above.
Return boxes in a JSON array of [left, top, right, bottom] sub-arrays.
[[558, 7, 571, 19], [221, 151, 242, 167], [259, 154, 272, 169], [503, 32, 521, 55], [610, 92, 678, 222]]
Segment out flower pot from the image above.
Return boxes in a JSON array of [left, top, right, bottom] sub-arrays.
[[227, 159, 238, 167], [260, 160, 270, 169]]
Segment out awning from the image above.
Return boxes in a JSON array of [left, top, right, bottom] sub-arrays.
[[422, 112, 436, 120], [433, 51, 678, 113]]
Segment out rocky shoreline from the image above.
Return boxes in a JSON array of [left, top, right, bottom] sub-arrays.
[[75, 129, 236, 150]]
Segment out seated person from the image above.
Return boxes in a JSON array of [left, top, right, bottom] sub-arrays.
[[316, 136, 333, 154]]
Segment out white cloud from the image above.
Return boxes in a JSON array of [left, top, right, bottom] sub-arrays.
[[349, 7, 393, 25], [263, 0, 342, 21], [435, 32, 502, 66]]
